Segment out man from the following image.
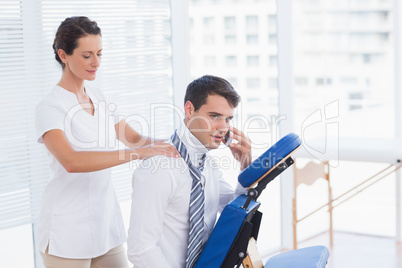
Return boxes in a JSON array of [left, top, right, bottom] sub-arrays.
[[127, 75, 252, 268]]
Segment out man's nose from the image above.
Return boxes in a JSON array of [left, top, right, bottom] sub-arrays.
[[216, 119, 229, 132]]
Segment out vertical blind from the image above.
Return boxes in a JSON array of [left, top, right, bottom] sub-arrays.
[[0, 0, 174, 230]]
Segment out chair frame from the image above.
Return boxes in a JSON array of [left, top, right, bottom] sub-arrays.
[[293, 160, 333, 249]]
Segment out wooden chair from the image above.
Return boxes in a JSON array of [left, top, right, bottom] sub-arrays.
[[293, 160, 333, 249]]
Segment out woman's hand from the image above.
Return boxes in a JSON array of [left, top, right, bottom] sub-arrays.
[[131, 142, 180, 160]]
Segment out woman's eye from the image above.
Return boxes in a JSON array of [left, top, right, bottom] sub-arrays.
[[211, 115, 218, 119], [97, 54, 102, 57], [83, 55, 90, 59]]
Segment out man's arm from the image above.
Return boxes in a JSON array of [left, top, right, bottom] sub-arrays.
[[214, 165, 247, 212], [216, 126, 250, 210], [127, 157, 175, 268]]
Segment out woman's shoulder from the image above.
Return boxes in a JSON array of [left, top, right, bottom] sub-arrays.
[[36, 85, 71, 113]]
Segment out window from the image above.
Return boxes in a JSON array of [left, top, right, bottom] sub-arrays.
[[247, 77, 261, 88], [247, 97, 262, 103], [189, 18, 194, 30], [269, 34, 277, 44], [225, 56, 237, 67], [340, 77, 358, 86], [247, 34, 259, 44], [204, 34, 215, 45], [203, 17, 215, 29], [227, 77, 238, 88], [269, 55, 278, 67], [295, 77, 308, 86], [363, 54, 372, 64], [0, 1, 174, 266], [246, 15, 259, 31], [292, 0, 396, 241], [316, 78, 325, 86], [268, 78, 278, 89], [225, 34, 237, 45], [224, 16, 236, 31], [268, 14, 277, 31], [247, 55, 260, 67], [204, 55, 217, 67], [293, 0, 394, 139]]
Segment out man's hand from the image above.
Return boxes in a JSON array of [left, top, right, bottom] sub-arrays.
[[227, 126, 252, 171]]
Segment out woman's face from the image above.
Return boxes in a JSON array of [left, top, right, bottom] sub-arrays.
[[63, 34, 102, 81]]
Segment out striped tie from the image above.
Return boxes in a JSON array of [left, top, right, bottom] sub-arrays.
[[171, 131, 206, 268]]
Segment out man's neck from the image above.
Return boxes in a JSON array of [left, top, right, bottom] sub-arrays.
[[178, 120, 209, 155]]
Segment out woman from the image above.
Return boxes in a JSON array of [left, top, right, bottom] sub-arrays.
[[35, 16, 178, 267]]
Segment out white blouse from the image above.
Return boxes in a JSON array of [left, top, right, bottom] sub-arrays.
[[35, 85, 126, 258]]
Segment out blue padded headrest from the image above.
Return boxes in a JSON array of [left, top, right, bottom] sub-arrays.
[[238, 133, 301, 188]]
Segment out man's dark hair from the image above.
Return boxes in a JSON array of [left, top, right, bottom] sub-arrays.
[[184, 75, 240, 111]]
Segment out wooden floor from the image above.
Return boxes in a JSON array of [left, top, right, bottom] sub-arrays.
[[265, 231, 402, 268]]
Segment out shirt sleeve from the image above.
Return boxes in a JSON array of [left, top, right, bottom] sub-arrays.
[[35, 101, 66, 144], [217, 168, 247, 213], [127, 157, 176, 268]]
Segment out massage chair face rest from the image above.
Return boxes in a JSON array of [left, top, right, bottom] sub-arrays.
[[238, 133, 301, 188]]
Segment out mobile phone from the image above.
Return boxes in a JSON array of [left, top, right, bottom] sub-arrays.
[[224, 130, 232, 146]]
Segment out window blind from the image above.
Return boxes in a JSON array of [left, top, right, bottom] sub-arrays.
[[0, 0, 174, 230]]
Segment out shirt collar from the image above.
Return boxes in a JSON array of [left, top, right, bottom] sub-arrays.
[[177, 120, 209, 168]]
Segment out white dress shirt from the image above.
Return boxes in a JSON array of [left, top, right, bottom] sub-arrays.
[[35, 85, 126, 258], [127, 120, 245, 268]]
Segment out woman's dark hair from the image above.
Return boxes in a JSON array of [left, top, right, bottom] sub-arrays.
[[53, 16, 101, 68], [184, 75, 240, 111]]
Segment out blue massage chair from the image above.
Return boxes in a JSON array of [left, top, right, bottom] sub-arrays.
[[195, 133, 330, 268]]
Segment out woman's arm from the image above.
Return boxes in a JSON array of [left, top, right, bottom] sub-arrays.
[[115, 119, 165, 148], [42, 129, 179, 173]]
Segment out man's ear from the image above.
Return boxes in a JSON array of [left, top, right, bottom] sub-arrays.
[[58, 49, 68, 64], [184, 101, 195, 119]]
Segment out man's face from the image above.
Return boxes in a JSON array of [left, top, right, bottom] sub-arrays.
[[185, 94, 234, 149]]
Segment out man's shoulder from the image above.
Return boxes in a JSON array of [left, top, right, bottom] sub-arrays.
[[133, 155, 188, 176], [131, 155, 191, 192]]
